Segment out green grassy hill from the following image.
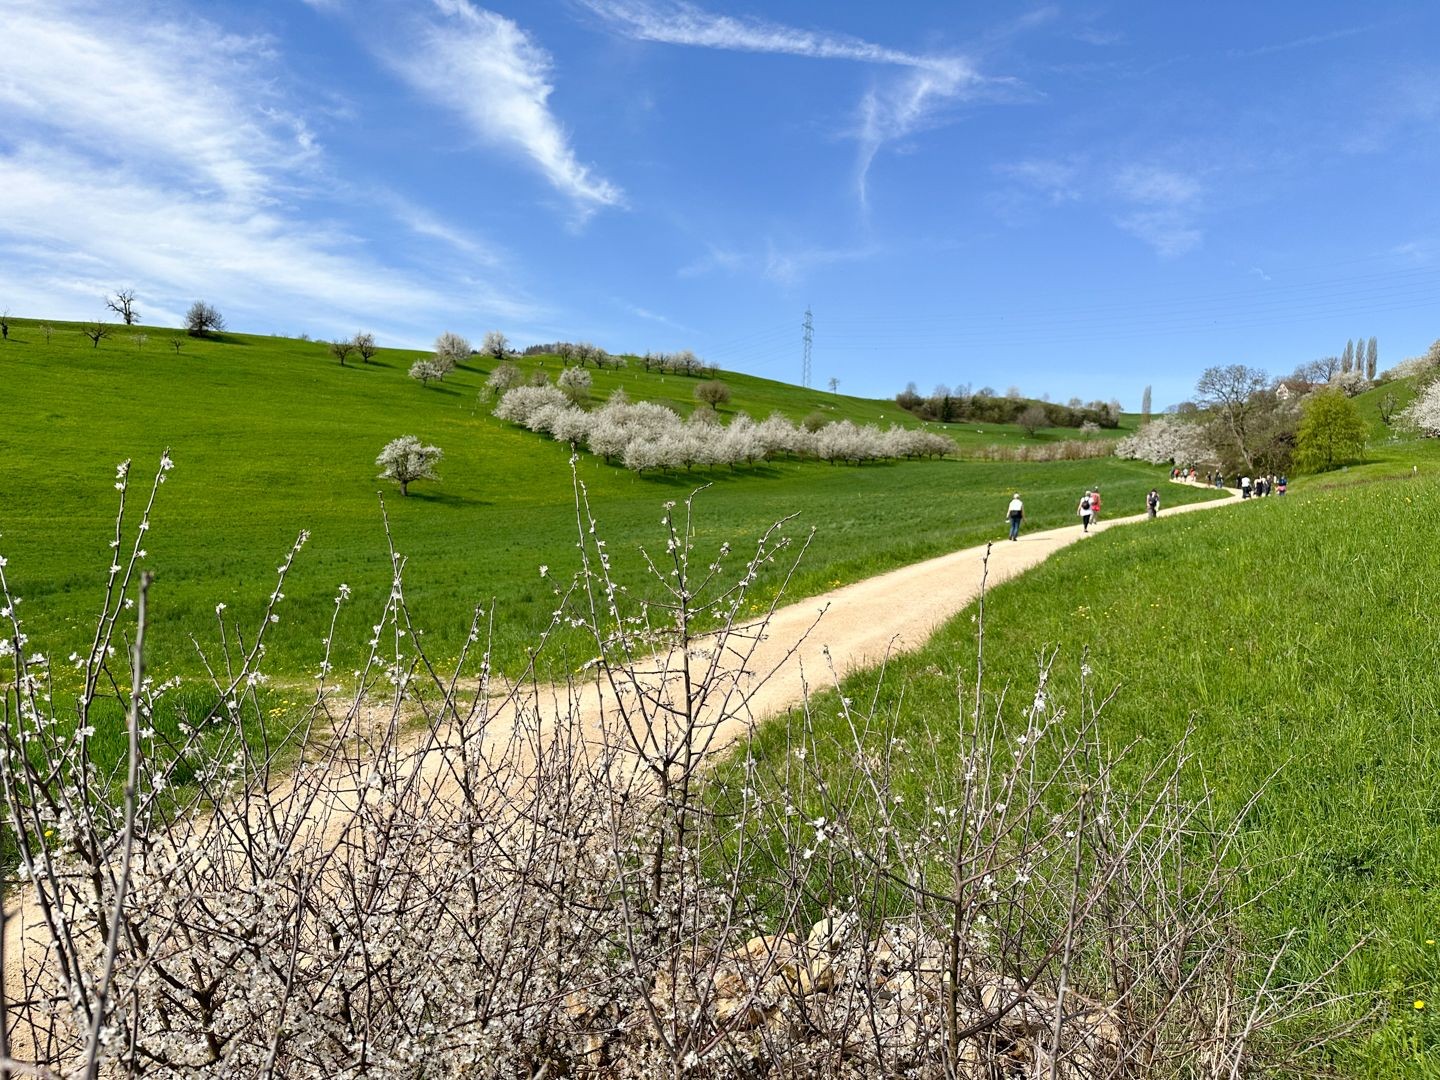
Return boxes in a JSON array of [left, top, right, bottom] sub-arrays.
[[727, 466, 1440, 1077], [0, 317, 1191, 680]]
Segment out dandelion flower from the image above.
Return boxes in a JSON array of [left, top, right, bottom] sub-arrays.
[[1416, 1000, 1426, 1011]]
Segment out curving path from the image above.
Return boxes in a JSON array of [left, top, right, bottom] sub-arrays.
[[686, 478, 1238, 733]]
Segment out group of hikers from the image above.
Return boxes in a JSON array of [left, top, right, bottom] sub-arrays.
[[1005, 484, 1164, 541], [1170, 465, 1287, 497]]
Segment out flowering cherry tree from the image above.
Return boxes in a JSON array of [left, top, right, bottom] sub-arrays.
[[376, 435, 442, 496]]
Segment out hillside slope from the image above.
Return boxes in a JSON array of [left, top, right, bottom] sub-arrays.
[[0, 318, 1195, 678], [731, 469, 1440, 1077]]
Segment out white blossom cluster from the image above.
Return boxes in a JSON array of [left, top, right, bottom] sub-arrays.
[[494, 387, 954, 472], [1399, 378, 1440, 437], [1113, 414, 1214, 465]]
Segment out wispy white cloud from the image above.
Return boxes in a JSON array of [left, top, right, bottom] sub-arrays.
[[1112, 164, 1202, 207], [379, 0, 622, 215], [1228, 23, 1378, 60], [0, 0, 539, 337], [581, 0, 940, 68], [1110, 164, 1205, 257], [580, 0, 1012, 209], [622, 302, 694, 333], [0, 0, 311, 204], [679, 239, 877, 286], [995, 158, 1082, 204]]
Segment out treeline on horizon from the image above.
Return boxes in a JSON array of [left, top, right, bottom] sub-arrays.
[[892, 381, 1122, 429]]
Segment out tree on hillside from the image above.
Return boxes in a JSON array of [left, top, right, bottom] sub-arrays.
[[409, 358, 446, 386], [329, 338, 356, 366], [1366, 336, 1378, 380], [184, 301, 225, 337], [1017, 403, 1048, 437], [1295, 389, 1367, 471], [557, 364, 592, 404], [434, 332, 470, 372], [694, 380, 730, 408], [485, 361, 521, 396], [482, 331, 509, 360], [82, 321, 112, 349], [376, 435, 442, 496], [353, 331, 378, 363], [0, 310, 9, 342], [1340, 340, 1354, 374], [1141, 384, 1153, 423], [105, 288, 140, 325], [827, 377, 840, 394], [1379, 391, 1398, 426], [1195, 364, 1271, 469]]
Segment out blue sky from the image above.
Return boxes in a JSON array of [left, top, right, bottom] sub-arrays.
[[3, 0, 1439, 408]]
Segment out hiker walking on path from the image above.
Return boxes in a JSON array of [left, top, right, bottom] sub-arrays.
[[1077, 491, 1094, 533], [1006, 493, 1025, 541], [1240, 475, 1252, 499], [1090, 487, 1102, 521], [1147, 489, 1160, 519]]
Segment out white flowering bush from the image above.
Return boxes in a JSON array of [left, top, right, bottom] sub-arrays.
[[492, 383, 570, 425], [1113, 415, 1214, 465], [1326, 368, 1371, 397], [493, 389, 955, 473], [1380, 343, 1440, 382], [1398, 379, 1440, 437]]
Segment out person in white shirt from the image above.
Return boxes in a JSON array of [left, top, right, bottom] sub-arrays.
[[1006, 494, 1024, 541]]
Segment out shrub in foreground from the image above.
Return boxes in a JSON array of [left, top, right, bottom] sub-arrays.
[[0, 460, 1346, 1077]]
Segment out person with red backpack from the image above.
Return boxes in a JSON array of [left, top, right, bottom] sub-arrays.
[[1089, 487, 1102, 522]]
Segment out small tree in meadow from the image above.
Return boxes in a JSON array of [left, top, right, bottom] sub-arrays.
[[377, 435, 442, 496], [410, 358, 446, 386], [482, 330, 509, 359], [134, 333, 149, 351], [1295, 389, 1367, 471], [329, 338, 356, 366], [353, 331, 378, 363], [82, 320, 112, 349], [1017, 403, 1048, 436], [693, 380, 730, 409], [435, 331, 471, 372], [1, 310, 10, 342], [485, 361, 521, 396], [184, 300, 225, 336]]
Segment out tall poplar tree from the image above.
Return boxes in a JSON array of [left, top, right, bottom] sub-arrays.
[[1141, 384, 1153, 422], [1366, 337, 1378, 379], [1341, 339, 1354, 374]]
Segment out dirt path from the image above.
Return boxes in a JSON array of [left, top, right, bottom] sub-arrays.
[[677, 479, 1237, 735], [3, 479, 1238, 1064]]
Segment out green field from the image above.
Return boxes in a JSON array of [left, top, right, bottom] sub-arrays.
[[0, 317, 1199, 680], [722, 458, 1440, 1077]]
